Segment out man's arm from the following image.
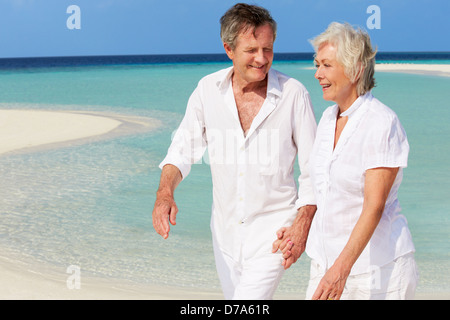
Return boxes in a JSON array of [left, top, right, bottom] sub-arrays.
[[272, 89, 318, 269], [152, 164, 183, 239], [272, 204, 316, 269]]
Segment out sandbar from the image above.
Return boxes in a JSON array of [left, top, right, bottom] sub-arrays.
[[375, 63, 450, 77], [0, 108, 161, 156], [0, 108, 184, 300]]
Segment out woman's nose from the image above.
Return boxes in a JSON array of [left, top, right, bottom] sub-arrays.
[[315, 67, 322, 80]]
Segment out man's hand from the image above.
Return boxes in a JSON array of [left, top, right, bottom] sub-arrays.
[[152, 164, 183, 239], [272, 205, 316, 269], [272, 226, 304, 269], [152, 192, 178, 239]]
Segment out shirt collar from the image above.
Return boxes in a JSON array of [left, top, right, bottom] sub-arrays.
[[340, 91, 373, 117], [216, 67, 282, 98], [216, 66, 234, 91]]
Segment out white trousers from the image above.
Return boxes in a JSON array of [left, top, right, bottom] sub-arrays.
[[212, 238, 285, 300], [305, 253, 419, 300]]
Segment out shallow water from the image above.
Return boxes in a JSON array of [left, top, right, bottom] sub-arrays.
[[0, 59, 448, 295]]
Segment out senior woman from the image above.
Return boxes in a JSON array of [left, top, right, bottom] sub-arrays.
[[279, 22, 418, 300]]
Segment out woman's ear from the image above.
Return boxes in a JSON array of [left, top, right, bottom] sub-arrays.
[[354, 62, 364, 83]]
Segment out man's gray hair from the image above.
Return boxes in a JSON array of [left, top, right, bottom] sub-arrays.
[[310, 22, 377, 96], [220, 3, 277, 50]]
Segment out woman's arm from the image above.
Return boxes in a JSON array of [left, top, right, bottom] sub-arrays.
[[312, 167, 399, 300]]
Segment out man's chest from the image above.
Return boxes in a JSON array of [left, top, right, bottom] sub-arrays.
[[234, 91, 266, 135]]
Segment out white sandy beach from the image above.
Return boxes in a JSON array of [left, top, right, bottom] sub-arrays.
[[375, 63, 450, 77], [0, 249, 446, 300], [304, 63, 450, 77], [1, 64, 449, 300], [0, 110, 122, 155], [0, 251, 223, 300]]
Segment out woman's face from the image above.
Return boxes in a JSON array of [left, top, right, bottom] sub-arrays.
[[314, 42, 358, 109]]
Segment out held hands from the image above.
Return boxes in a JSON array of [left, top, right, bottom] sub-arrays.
[[271, 226, 305, 270], [272, 205, 316, 270], [152, 192, 178, 239], [273, 225, 350, 300]]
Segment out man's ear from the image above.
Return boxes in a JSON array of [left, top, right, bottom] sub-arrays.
[[223, 43, 234, 60]]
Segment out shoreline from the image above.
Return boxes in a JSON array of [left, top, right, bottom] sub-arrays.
[[0, 250, 448, 300], [0, 250, 223, 300], [0, 108, 162, 156], [304, 63, 450, 77], [375, 63, 450, 77]]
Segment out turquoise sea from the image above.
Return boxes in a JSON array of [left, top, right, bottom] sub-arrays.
[[0, 53, 449, 298]]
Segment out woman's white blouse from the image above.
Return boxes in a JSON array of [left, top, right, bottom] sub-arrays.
[[306, 92, 415, 275]]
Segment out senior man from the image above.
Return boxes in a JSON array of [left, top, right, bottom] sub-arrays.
[[152, 3, 317, 300]]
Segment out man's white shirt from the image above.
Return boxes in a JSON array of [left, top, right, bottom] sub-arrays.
[[160, 67, 317, 261]]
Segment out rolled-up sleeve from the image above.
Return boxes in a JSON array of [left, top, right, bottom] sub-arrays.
[[293, 91, 317, 209], [363, 112, 409, 171], [159, 84, 207, 180]]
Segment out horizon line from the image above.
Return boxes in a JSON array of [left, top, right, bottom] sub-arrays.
[[1, 51, 450, 61]]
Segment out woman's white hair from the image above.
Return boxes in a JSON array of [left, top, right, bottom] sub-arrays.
[[310, 22, 377, 96]]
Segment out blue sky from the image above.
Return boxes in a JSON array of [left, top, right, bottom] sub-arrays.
[[0, 0, 448, 58]]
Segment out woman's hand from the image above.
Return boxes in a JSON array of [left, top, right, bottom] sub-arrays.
[[272, 227, 296, 269], [272, 205, 316, 269], [311, 167, 400, 300], [311, 260, 351, 300]]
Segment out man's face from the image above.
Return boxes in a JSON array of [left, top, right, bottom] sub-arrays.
[[224, 24, 274, 86]]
